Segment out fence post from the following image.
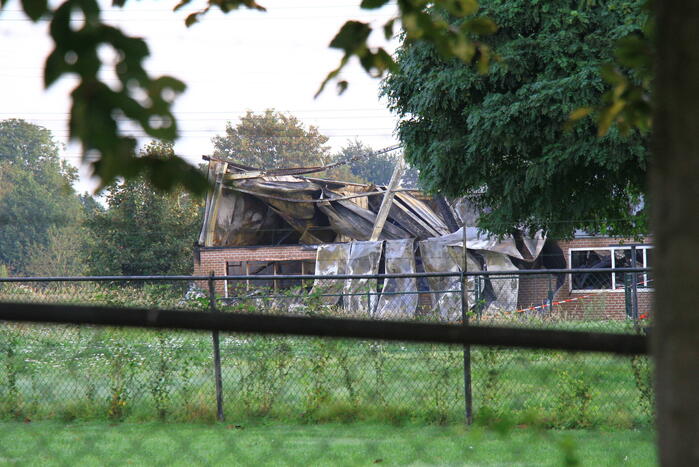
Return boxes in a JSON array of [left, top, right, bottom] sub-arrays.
[[624, 274, 633, 319], [209, 273, 225, 422], [474, 275, 481, 322], [461, 227, 473, 425], [630, 245, 639, 328]]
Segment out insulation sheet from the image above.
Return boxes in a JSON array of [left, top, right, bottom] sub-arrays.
[[479, 251, 519, 313], [343, 241, 383, 314], [374, 239, 417, 320], [312, 243, 351, 306], [432, 227, 546, 261], [418, 240, 479, 322]]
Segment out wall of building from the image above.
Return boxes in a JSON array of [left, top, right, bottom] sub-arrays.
[[194, 244, 318, 294], [516, 236, 653, 320], [194, 236, 653, 321]]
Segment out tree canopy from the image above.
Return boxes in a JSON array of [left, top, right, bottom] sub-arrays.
[[85, 141, 203, 276], [382, 0, 648, 238], [339, 139, 421, 188], [0, 119, 83, 274], [211, 110, 331, 169]]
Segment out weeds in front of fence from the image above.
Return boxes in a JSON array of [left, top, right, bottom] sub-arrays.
[[0, 322, 651, 429], [0, 274, 653, 430]]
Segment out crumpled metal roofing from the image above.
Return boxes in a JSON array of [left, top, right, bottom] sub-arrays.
[[198, 160, 452, 246]]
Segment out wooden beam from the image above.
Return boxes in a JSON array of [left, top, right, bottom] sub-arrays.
[[224, 171, 263, 181], [204, 162, 228, 246], [370, 160, 404, 241]]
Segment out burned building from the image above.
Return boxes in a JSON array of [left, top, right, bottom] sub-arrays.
[[194, 156, 650, 320]]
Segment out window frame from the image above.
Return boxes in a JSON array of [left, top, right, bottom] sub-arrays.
[[224, 259, 315, 297], [568, 245, 653, 293]]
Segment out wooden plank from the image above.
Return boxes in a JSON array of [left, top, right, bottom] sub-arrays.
[[370, 161, 404, 241], [368, 193, 434, 239], [391, 195, 443, 237], [204, 162, 229, 246], [224, 171, 263, 181]]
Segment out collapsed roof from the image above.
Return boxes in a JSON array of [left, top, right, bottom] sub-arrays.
[[197, 158, 462, 247], [197, 157, 564, 318]]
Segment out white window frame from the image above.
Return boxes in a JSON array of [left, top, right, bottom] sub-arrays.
[[568, 246, 653, 292]]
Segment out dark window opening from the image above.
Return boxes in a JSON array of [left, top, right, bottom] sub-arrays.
[[226, 259, 315, 296]]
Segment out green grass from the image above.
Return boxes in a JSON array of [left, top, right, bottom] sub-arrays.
[[0, 420, 656, 466], [0, 323, 653, 428], [0, 283, 653, 428]]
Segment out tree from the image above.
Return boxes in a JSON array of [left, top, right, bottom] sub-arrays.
[[24, 225, 88, 277], [85, 141, 203, 276], [211, 110, 332, 169], [339, 139, 421, 188], [652, 1, 699, 463], [382, 0, 648, 238], [0, 119, 83, 274]]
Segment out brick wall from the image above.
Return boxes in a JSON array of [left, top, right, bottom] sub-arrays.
[[194, 244, 318, 293], [516, 236, 653, 320]]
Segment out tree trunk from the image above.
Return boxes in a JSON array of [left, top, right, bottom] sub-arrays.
[[652, 1, 699, 464]]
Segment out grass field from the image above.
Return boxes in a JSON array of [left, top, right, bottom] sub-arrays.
[[0, 421, 656, 466]]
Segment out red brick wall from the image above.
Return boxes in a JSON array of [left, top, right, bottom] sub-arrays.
[[516, 236, 653, 320], [194, 245, 318, 293]]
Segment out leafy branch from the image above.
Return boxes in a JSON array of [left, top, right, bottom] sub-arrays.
[[2, 0, 495, 194]]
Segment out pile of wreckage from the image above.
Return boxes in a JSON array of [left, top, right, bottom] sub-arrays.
[[198, 156, 562, 321]]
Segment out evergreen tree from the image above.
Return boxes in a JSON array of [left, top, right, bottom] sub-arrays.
[[382, 0, 648, 237]]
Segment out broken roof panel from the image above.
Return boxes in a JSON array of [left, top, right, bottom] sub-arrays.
[[199, 159, 451, 247]]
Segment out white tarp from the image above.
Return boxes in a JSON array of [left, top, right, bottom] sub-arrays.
[[343, 241, 383, 314], [312, 243, 351, 306], [418, 240, 480, 322], [479, 250, 519, 313], [374, 239, 418, 320]]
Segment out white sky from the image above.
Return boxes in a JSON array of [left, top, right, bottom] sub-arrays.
[[0, 0, 400, 192]]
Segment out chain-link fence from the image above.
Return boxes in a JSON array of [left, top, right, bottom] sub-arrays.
[[0, 269, 652, 434]]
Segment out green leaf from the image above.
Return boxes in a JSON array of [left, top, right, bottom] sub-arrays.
[[44, 50, 67, 87], [21, 0, 48, 21], [360, 0, 390, 9], [329, 21, 372, 53], [442, 0, 479, 17], [383, 18, 395, 40], [315, 56, 348, 98], [569, 107, 593, 121], [599, 64, 625, 85], [614, 34, 651, 70], [462, 17, 497, 35]]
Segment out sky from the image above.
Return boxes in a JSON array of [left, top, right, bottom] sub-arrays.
[[0, 0, 401, 192]]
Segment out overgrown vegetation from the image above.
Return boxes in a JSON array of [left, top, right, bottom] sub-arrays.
[[0, 283, 653, 429]]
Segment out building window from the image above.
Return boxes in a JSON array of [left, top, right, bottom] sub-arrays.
[[569, 246, 652, 291], [226, 260, 315, 296]]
